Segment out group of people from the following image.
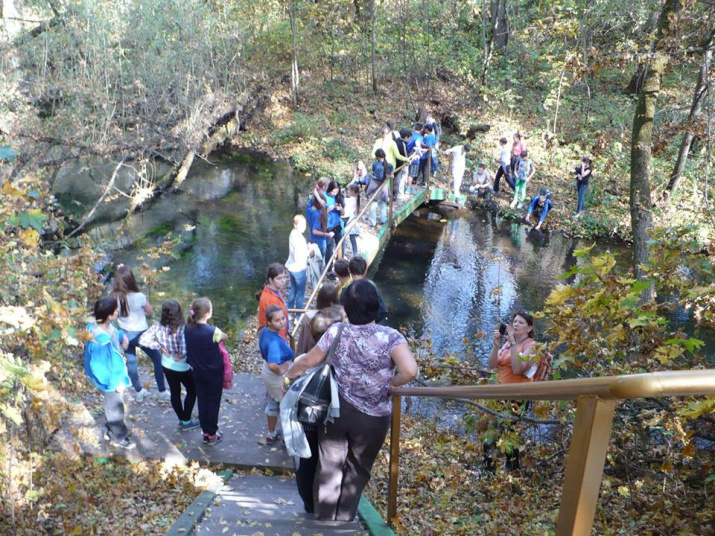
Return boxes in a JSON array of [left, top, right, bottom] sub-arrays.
[[254, 255, 416, 521], [84, 265, 228, 449], [83, 116, 569, 522], [443, 132, 594, 227]]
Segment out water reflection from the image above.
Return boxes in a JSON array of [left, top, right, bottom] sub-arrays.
[[374, 208, 633, 366], [110, 150, 313, 330]]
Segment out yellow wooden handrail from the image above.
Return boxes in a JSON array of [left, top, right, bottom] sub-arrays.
[[387, 369, 715, 535]]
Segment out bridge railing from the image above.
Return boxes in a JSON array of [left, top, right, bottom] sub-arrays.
[[387, 369, 715, 535], [290, 160, 413, 340]]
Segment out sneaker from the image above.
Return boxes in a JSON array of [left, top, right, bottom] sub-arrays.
[[265, 431, 281, 444], [134, 389, 148, 402], [104, 432, 136, 450], [517, 202, 524, 209], [179, 418, 201, 431], [206, 431, 223, 446], [157, 390, 171, 401]]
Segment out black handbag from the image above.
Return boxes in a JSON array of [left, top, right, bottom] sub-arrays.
[[297, 325, 344, 424]]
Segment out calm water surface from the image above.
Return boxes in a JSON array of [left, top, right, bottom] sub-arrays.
[[103, 152, 714, 361]]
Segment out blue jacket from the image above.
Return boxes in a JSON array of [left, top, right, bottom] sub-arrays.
[[527, 196, 553, 225], [84, 323, 130, 393]]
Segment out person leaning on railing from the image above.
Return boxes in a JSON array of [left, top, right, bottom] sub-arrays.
[[485, 311, 538, 471]]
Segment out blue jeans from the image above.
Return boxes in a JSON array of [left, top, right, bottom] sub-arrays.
[[125, 330, 165, 392], [370, 201, 387, 226], [348, 234, 359, 257], [577, 183, 588, 214], [288, 269, 307, 310]]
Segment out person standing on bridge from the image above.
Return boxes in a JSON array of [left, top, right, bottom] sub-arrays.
[[367, 149, 392, 227], [283, 279, 418, 522]]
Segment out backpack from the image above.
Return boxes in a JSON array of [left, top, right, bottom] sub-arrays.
[[532, 352, 553, 382]]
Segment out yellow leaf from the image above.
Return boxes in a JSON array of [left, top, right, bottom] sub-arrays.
[[545, 284, 574, 306], [617, 485, 630, 497], [1, 181, 25, 197], [19, 228, 39, 247]]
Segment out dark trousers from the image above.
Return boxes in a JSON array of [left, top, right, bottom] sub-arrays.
[[295, 425, 319, 513], [316, 397, 390, 521], [193, 372, 223, 436], [577, 183, 588, 213], [103, 390, 130, 441], [510, 155, 521, 178], [163, 367, 196, 422], [417, 158, 430, 185], [494, 165, 515, 192]]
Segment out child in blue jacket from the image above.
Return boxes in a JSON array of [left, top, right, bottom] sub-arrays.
[[84, 297, 134, 449]]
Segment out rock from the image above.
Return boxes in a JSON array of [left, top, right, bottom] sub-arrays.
[[52, 156, 173, 228], [466, 124, 491, 139]]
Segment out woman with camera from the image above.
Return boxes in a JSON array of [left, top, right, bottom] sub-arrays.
[[485, 311, 537, 470], [489, 311, 537, 384]]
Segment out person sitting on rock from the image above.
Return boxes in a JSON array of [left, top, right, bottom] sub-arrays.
[[524, 188, 553, 231], [469, 163, 492, 201]]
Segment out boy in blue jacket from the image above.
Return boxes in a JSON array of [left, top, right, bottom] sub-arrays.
[[84, 297, 134, 449]]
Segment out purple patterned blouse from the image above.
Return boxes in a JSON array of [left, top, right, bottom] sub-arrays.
[[317, 322, 407, 417]]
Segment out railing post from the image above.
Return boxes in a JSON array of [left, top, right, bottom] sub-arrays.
[[556, 395, 616, 536], [388, 175, 394, 228], [387, 394, 402, 525]]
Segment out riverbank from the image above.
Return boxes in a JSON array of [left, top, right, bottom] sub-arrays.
[[229, 80, 713, 246]]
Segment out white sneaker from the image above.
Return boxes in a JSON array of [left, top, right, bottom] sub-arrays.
[[509, 200, 517, 209], [157, 390, 171, 401], [517, 202, 524, 209], [134, 389, 148, 402]]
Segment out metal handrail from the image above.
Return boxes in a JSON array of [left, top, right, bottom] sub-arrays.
[[387, 369, 715, 535]]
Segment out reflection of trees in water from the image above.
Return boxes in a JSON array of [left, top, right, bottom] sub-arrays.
[[422, 218, 481, 357]]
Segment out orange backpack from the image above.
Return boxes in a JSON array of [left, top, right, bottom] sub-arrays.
[[532, 352, 553, 382]]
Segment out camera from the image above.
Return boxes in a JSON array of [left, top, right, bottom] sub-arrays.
[[499, 323, 507, 336]]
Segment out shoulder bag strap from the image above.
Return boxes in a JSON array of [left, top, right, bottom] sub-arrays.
[[324, 324, 345, 366]]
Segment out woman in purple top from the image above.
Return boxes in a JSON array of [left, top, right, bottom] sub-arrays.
[[284, 279, 418, 521]]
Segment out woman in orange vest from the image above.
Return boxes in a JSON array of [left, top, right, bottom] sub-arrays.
[[488, 311, 537, 384], [485, 311, 537, 471]]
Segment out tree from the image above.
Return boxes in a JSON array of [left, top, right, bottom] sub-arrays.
[[481, 0, 507, 86], [663, 28, 715, 201], [629, 0, 678, 295], [289, 0, 300, 106]]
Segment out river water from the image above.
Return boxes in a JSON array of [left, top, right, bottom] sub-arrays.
[[96, 151, 713, 363]]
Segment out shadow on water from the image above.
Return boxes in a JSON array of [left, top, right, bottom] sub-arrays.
[[109, 150, 313, 330]]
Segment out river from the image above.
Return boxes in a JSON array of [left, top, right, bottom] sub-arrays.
[[90, 151, 713, 363]]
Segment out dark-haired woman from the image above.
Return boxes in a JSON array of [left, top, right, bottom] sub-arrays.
[[139, 300, 198, 431], [368, 149, 392, 227], [325, 180, 345, 262], [111, 265, 167, 401], [486, 311, 537, 470], [574, 156, 592, 217], [307, 195, 334, 263], [284, 279, 418, 521], [256, 263, 290, 341], [185, 297, 227, 446]]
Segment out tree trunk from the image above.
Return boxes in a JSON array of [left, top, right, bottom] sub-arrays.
[[289, 0, 300, 106], [491, 0, 509, 50], [370, 0, 377, 93], [629, 0, 679, 300], [481, 0, 504, 86], [663, 29, 714, 201]]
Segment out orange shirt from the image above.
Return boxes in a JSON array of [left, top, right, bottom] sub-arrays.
[[257, 287, 289, 341], [497, 338, 535, 384]]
